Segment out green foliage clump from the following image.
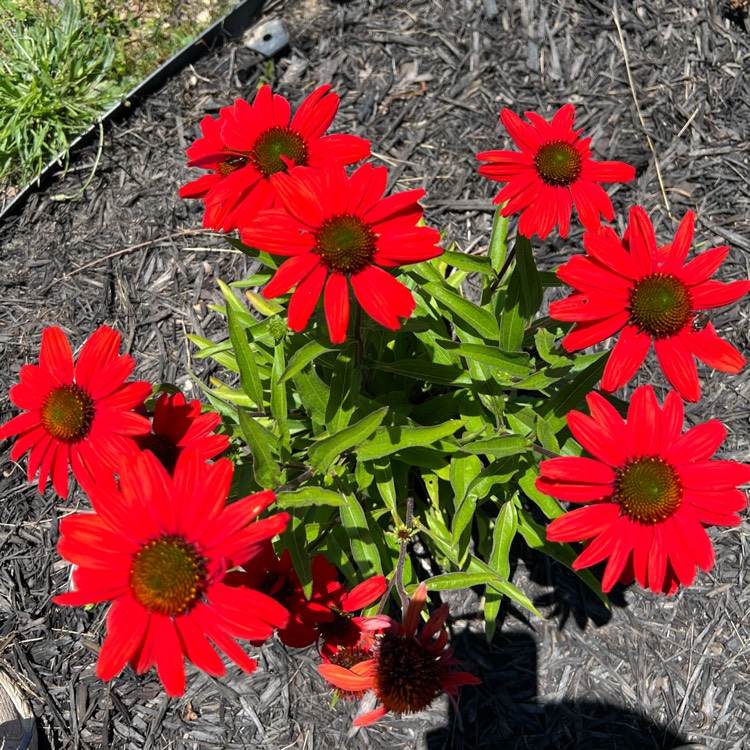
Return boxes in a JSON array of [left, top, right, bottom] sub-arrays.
[[0, 0, 121, 184]]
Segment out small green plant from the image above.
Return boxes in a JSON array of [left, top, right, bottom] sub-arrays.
[[0, 0, 120, 184]]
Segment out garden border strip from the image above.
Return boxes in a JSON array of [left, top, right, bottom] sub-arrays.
[[0, 0, 267, 224]]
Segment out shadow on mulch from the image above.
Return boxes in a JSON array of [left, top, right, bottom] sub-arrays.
[[427, 630, 687, 750]]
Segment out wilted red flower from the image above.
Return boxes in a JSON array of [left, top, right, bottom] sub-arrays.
[[136, 391, 229, 474], [240, 162, 443, 343], [550, 207, 750, 402], [538, 386, 750, 595], [226, 541, 386, 654], [318, 583, 481, 726], [179, 85, 370, 231], [0, 326, 151, 498], [476, 104, 635, 239], [53, 449, 290, 696]]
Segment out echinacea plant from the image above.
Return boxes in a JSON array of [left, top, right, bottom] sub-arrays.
[[1, 85, 748, 726]]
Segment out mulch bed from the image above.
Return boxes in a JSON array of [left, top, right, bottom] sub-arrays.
[[1, 0, 749, 747]]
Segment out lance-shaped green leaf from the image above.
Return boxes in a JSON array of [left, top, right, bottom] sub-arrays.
[[436, 341, 530, 377], [225, 236, 278, 269], [292, 368, 330, 426], [424, 283, 500, 340], [539, 352, 608, 432], [459, 435, 530, 458], [283, 511, 313, 598], [325, 346, 358, 433], [372, 458, 398, 514], [499, 271, 525, 351], [466, 456, 520, 499], [308, 407, 389, 473], [340, 493, 382, 577], [276, 487, 346, 508], [271, 342, 289, 449], [278, 339, 334, 384], [244, 289, 285, 317], [451, 454, 483, 551], [514, 234, 543, 316], [441, 250, 494, 275], [515, 508, 608, 607], [237, 408, 280, 489], [356, 420, 463, 462], [483, 500, 518, 641], [519, 463, 565, 520], [378, 360, 473, 386], [488, 206, 509, 274], [425, 572, 501, 590], [220, 282, 264, 410]]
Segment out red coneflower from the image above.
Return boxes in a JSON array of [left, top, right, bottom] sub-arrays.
[[54, 449, 290, 697], [179, 85, 370, 231], [538, 386, 750, 595], [476, 104, 635, 239], [0, 326, 151, 498], [226, 541, 386, 654], [318, 583, 481, 726], [240, 162, 443, 343], [136, 391, 229, 474], [550, 207, 750, 402]]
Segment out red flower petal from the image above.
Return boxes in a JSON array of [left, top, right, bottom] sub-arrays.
[[350, 266, 415, 330], [662, 420, 726, 465], [288, 264, 328, 332], [661, 210, 694, 275], [601, 324, 651, 394], [535, 477, 614, 502], [539, 456, 616, 485], [677, 245, 729, 285], [691, 279, 750, 309], [626, 206, 658, 275], [96, 595, 148, 681], [290, 84, 337, 139], [561, 311, 630, 352], [499, 108, 544, 152], [654, 335, 700, 402], [601, 519, 637, 592], [545, 502, 621, 542], [625, 385, 660, 457], [324, 272, 350, 344], [263, 254, 322, 298], [683, 324, 746, 374], [567, 410, 627, 467], [40, 327, 74, 386], [679, 460, 750, 491]]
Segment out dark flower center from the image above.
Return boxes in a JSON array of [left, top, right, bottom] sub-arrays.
[[628, 273, 693, 338], [251, 126, 308, 178], [373, 633, 443, 714], [314, 214, 377, 274], [40, 384, 95, 443], [218, 154, 249, 177], [318, 608, 354, 642], [534, 141, 583, 186], [138, 433, 181, 475], [614, 457, 682, 524], [130, 535, 208, 616]]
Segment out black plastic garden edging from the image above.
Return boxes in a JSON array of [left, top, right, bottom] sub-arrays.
[[0, 0, 267, 224]]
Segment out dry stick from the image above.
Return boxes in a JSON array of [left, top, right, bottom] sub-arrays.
[[612, 2, 673, 218], [47, 229, 221, 288]]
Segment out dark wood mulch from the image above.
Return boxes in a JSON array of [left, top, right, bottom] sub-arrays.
[[1, 0, 749, 747]]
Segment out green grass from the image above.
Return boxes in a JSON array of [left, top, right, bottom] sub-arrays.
[[0, 0, 120, 184], [0, 0, 237, 189]]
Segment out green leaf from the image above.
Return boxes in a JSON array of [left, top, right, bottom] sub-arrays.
[[377, 360, 473, 386], [539, 352, 608, 432], [276, 488, 346, 508], [283, 512, 313, 599], [499, 271, 525, 351], [425, 572, 501, 590], [270, 341, 289, 449], [292, 368, 330, 426], [519, 463, 565, 520], [237, 409, 279, 489], [424, 283, 500, 340], [488, 206, 509, 274], [356, 420, 464, 462], [441, 250, 494, 275], [436, 341, 531, 377], [225, 236, 278, 269], [514, 234, 543, 316], [515, 508, 608, 607], [221, 283, 264, 410], [340, 494, 382, 577], [460, 435, 530, 458], [491, 501, 518, 580], [325, 347, 358, 433], [279, 340, 334, 384], [308, 407, 389, 473]]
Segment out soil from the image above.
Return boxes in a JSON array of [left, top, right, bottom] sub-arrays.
[[1, 0, 749, 748]]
